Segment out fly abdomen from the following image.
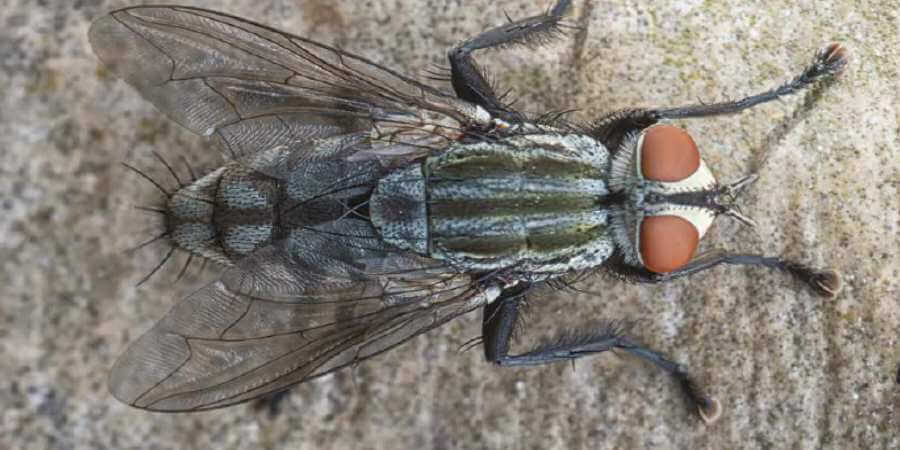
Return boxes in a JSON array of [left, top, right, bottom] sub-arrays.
[[371, 133, 617, 275], [165, 144, 384, 267], [167, 162, 278, 265]]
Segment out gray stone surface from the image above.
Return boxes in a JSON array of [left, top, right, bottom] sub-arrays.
[[2, 0, 897, 448]]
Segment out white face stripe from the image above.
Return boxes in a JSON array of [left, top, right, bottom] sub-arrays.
[[651, 160, 717, 193], [648, 206, 716, 238], [634, 131, 645, 176]]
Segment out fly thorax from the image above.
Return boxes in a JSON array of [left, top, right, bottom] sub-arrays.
[[167, 162, 278, 265], [609, 125, 721, 273], [371, 133, 615, 275]]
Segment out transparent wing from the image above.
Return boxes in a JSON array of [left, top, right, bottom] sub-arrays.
[[88, 6, 473, 160], [110, 220, 486, 411]]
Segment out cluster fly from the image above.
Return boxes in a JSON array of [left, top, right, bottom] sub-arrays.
[[90, 0, 846, 422]]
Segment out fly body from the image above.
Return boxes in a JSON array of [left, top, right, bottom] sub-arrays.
[[90, 0, 846, 421]]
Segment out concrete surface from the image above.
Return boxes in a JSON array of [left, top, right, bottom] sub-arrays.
[[2, 0, 897, 449]]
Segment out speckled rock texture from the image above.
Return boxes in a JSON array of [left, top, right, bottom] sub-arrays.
[[2, 0, 897, 449]]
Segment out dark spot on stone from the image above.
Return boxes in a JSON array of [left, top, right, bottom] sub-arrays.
[[47, 119, 79, 155], [7, 14, 27, 27], [32, 207, 55, 224], [88, 127, 104, 143], [34, 387, 68, 428]]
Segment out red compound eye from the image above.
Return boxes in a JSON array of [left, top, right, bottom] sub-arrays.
[[639, 215, 699, 273], [640, 125, 700, 182]]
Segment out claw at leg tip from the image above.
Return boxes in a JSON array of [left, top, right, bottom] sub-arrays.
[[698, 397, 722, 425], [820, 43, 849, 74], [815, 269, 842, 298]]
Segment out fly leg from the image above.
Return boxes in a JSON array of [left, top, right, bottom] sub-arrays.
[[649, 43, 847, 120], [607, 250, 841, 298], [591, 43, 847, 151], [481, 285, 721, 423], [449, 0, 573, 120]]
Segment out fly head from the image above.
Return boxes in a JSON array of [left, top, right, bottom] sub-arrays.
[[608, 124, 759, 275]]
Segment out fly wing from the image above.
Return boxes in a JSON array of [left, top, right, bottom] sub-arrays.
[[88, 6, 476, 161], [109, 220, 487, 411]]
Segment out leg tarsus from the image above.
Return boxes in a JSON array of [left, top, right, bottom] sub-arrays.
[[453, 0, 572, 54], [772, 260, 842, 298]]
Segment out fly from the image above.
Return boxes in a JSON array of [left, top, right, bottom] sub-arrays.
[[89, 1, 847, 423]]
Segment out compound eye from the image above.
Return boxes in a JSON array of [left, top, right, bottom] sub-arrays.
[[639, 215, 699, 273], [640, 125, 700, 182]]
